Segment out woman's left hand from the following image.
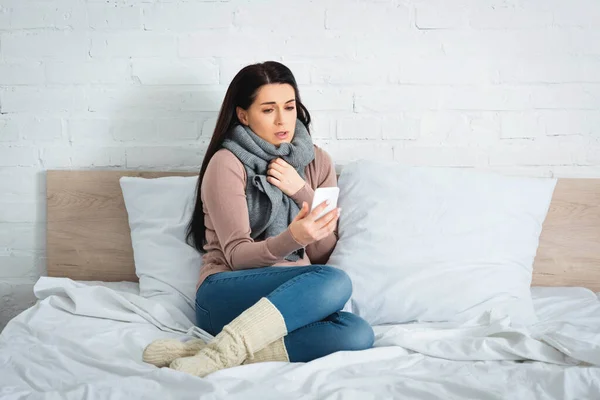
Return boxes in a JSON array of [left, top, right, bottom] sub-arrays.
[[267, 158, 305, 196]]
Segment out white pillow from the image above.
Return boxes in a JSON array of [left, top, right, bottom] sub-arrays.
[[120, 176, 201, 324], [328, 160, 557, 326]]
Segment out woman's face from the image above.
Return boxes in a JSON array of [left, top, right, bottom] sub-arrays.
[[236, 83, 297, 146]]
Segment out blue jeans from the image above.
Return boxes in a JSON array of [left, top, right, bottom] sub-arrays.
[[195, 265, 375, 363]]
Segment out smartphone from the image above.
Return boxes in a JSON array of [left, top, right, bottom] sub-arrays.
[[311, 187, 340, 220]]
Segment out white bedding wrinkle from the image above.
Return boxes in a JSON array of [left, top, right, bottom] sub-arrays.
[[0, 278, 599, 399]]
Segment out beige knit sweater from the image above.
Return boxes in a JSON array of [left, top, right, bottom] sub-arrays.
[[196, 144, 339, 290]]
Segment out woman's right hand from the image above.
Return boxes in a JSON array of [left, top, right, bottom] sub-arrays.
[[289, 201, 340, 246]]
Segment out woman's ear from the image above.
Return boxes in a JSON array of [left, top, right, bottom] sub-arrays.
[[236, 106, 248, 126]]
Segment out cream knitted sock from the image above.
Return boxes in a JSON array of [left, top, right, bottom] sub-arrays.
[[142, 338, 206, 368], [243, 337, 289, 364], [169, 297, 287, 377]]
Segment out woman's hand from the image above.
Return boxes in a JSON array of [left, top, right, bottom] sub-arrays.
[[267, 158, 305, 196], [289, 201, 340, 246]]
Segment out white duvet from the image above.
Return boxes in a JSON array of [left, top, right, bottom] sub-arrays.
[[1, 278, 599, 399]]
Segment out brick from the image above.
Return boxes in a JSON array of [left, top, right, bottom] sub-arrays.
[[1, 87, 87, 113], [0, 4, 9, 30], [1, 32, 89, 59], [85, 88, 135, 114], [551, 166, 600, 178], [0, 167, 44, 205], [8, 2, 88, 30], [39, 146, 130, 168], [179, 32, 284, 58], [236, 1, 324, 31], [66, 118, 115, 144], [71, 146, 127, 167], [17, 118, 63, 142], [143, 3, 233, 30], [354, 87, 440, 112], [131, 59, 219, 85], [393, 145, 489, 167], [538, 111, 600, 136], [46, 60, 131, 84], [585, 145, 600, 166], [301, 88, 353, 111], [419, 111, 493, 145], [0, 119, 19, 142], [88, 3, 142, 30], [201, 116, 218, 137], [381, 114, 420, 140], [0, 223, 44, 251], [393, 58, 499, 85], [337, 116, 381, 140], [0, 281, 38, 331], [0, 146, 39, 167], [499, 59, 600, 84], [0, 201, 42, 223], [308, 112, 335, 140], [0, 281, 38, 332], [156, 119, 200, 141], [314, 141, 393, 165], [0, 251, 44, 279], [110, 119, 157, 142], [0, 62, 45, 85], [531, 84, 600, 109], [126, 145, 208, 169], [415, 2, 467, 29], [86, 88, 225, 113], [310, 60, 391, 85], [500, 112, 541, 139], [326, 3, 409, 31], [282, 35, 356, 58], [441, 29, 600, 57], [439, 86, 532, 111], [489, 141, 583, 166], [567, 30, 600, 56], [90, 32, 176, 58], [551, 0, 600, 27], [469, 4, 553, 29], [38, 146, 71, 169]]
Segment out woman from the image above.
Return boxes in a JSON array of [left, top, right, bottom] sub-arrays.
[[142, 61, 374, 377]]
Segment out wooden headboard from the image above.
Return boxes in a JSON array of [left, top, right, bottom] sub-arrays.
[[46, 171, 600, 291]]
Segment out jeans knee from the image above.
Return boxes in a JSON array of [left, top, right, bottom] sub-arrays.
[[339, 312, 374, 351], [316, 266, 352, 311]]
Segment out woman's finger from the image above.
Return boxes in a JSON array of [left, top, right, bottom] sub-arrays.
[[268, 162, 286, 174], [273, 158, 289, 168], [307, 201, 331, 222], [316, 213, 339, 237], [293, 202, 309, 222], [267, 176, 280, 187], [315, 208, 339, 227], [267, 168, 283, 180]]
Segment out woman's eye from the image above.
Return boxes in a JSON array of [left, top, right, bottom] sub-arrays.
[[286, 107, 295, 111], [263, 109, 273, 113]]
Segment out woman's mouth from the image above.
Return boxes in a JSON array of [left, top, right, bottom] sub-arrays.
[[275, 131, 289, 140]]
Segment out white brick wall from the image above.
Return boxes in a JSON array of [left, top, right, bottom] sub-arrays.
[[1, 0, 600, 331]]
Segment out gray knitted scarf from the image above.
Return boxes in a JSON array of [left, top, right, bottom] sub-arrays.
[[221, 119, 315, 261]]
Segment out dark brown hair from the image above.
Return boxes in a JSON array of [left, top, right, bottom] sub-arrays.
[[186, 61, 312, 252]]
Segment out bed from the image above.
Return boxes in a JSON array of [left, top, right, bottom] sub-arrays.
[[0, 170, 599, 399]]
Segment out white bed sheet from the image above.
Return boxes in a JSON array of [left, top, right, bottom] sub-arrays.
[[0, 277, 599, 400]]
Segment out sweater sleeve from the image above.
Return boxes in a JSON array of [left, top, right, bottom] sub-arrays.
[[304, 148, 339, 265], [202, 150, 305, 270]]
